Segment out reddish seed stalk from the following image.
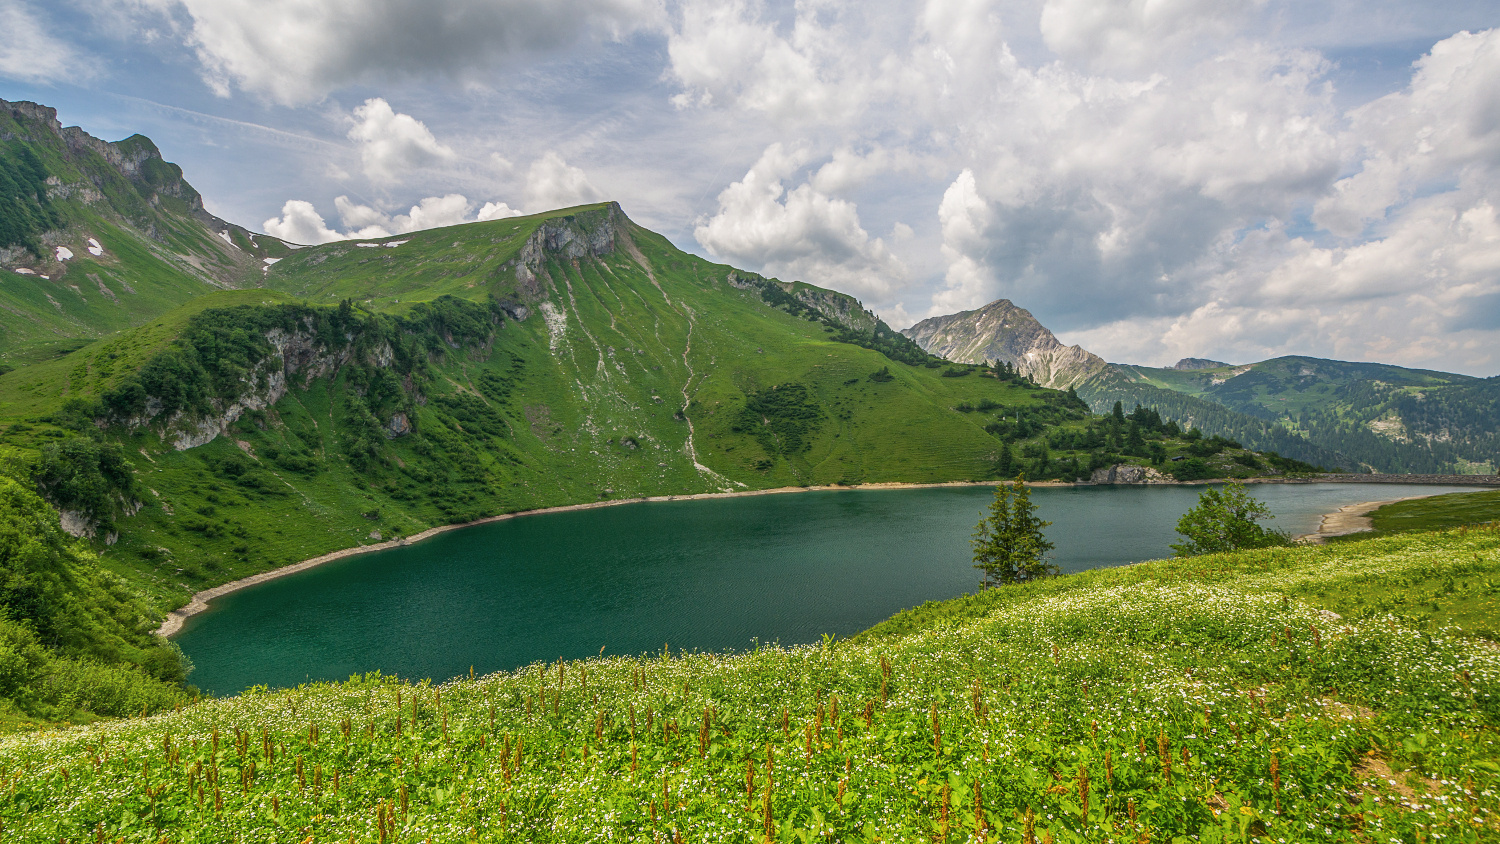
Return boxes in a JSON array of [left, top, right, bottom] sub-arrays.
[[1078, 764, 1090, 822]]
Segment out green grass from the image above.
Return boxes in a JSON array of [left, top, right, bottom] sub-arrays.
[[2, 527, 1498, 842], [1370, 489, 1500, 535]]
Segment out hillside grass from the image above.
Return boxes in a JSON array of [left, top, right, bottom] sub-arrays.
[[1369, 489, 1500, 536], [2, 527, 1498, 842]]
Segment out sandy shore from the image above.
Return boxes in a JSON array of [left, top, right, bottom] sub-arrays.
[[154, 477, 1468, 637], [1295, 495, 1434, 544]]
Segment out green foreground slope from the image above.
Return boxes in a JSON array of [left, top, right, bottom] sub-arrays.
[[3, 527, 1497, 842]]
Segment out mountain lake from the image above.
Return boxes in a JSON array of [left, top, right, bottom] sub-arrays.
[[176, 482, 1487, 694]]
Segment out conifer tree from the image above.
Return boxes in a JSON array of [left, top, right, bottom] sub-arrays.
[[995, 442, 1014, 478], [972, 476, 1057, 587]]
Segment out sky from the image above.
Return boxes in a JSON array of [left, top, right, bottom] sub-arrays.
[[3, 0, 1500, 375]]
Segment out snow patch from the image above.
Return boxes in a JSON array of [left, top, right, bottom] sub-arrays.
[[40, 275, 49, 279], [383, 240, 409, 248], [54, 246, 73, 261], [87, 238, 103, 257], [14, 268, 35, 275], [357, 243, 381, 248], [263, 257, 281, 266], [218, 230, 240, 249]]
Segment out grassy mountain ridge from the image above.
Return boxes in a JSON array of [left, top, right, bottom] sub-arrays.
[[0, 99, 291, 364], [1074, 367, 1349, 470]]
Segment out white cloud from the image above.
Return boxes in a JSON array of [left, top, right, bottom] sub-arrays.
[[668, 1, 834, 122], [1314, 28, 1500, 237], [1039, 0, 1258, 72], [263, 199, 345, 245], [160, 0, 666, 105], [930, 169, 993, 316], [264, 193, 523, 244], [925, 43, 1342, 330], [477, 201, 524, 221], [694, 143, 908, 301], [525, 151, 605, 212], [0, 2, 93, 84], [346, 98, 455, 183]]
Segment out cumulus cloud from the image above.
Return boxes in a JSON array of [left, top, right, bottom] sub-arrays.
[[477, 201, 524, 221], [525, 151, 605, 213], [156, 0, 664, 105], [1039, 0, 1257, 72], [662, 4, 1500, 372], [263, 199, 345, 245], [926, 44, 1340, 328], [264, 193, 523, 244], [1313, 28, 1500, 237], [668, 1, 838, 122], [0, 1, 94, 84], [346, 98, 455, 183], [694, 143, 908, 301]]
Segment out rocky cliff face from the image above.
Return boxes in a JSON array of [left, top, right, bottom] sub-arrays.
[[2, 99, 207, 218], [0, 98, 289, 272], [901, 299, 1106, 389], [784, 284, 879, 334], [127, 320, 363, 450], [1088, 464, 1170, 484], [505, 202, 625, 300]]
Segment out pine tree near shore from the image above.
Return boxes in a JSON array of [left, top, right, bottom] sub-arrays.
[[972, 476, 1057, 588]]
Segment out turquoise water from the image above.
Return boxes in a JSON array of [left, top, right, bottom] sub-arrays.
[[177, 483, 1482, 694]]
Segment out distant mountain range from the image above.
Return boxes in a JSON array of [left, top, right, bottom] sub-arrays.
[[903, 300, 1500, 474]]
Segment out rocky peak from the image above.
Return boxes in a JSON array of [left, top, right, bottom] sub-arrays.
[[1172, 357, 1230, 371], [900, 299, 1106, 389], [1, 98, 204, 214]]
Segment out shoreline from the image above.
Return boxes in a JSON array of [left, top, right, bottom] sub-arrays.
[[1294, 494, 1433, 544], [154, 475, 1490, 638], [154, 479, 1022, 637]]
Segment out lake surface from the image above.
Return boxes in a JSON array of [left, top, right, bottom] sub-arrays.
[[178, 483, 1484, 694]]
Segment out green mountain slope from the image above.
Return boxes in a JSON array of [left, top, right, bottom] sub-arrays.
[[0, 204, 1131, 621], [1106, 356, 1500, 473], [1074, 368, 1348, 471], [0, 99, 291, 366]]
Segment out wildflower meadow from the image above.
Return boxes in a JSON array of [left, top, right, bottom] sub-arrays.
[[3, 525, 1499, 842]]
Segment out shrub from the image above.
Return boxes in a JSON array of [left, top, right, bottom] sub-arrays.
[[1170, 482, 1288, 556]]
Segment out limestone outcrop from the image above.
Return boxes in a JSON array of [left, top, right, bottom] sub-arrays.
[[1088, 464, 1170, 484]]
